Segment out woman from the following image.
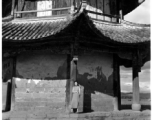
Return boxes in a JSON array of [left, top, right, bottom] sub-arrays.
[[71, 82, 80, 113]]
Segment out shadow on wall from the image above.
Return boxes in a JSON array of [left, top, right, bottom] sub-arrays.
[[76, 66, 114, 112], [16, 53, 70, 80]]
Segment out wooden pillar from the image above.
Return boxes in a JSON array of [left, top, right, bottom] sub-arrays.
[[11, 0, 15, 16], [78, 86, 84, 112], [70, 56, 77, 104], [132, 52, 141, 111], [11, 56, 17, 111], [70, 0, 76, 14], [119, 10, 123, 19], [119, 0, 123, 20], [66, 53, 78, 113], [65, 54, 71, 112], [113, 54, 121, 111], [80, 0, 87, 11], [132, 66, 141, 111], [66, 56, 77, 113]]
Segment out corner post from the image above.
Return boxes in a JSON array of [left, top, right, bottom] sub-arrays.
[[113, 54, 121, 111]]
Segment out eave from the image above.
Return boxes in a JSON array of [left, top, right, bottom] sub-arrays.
[[2, 10, 150, 66]]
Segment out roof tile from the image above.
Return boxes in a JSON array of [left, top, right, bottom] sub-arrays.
[[2, 12, 150, 44], [91, 19, 150, 43]]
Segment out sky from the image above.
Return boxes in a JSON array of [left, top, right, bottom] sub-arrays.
[[121, 0, 150, 93]]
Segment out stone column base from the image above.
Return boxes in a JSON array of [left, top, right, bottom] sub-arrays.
[[132, 103, 141, 111]]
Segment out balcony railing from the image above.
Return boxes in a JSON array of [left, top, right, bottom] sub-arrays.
[[14, 7, 71, 18], [12, 0, 120, 23], [86, 10, 120, 23]]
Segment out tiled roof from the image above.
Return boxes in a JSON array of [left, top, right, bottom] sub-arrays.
[[2, 11, 150, 44], [2, 16, 73, 41], [91, 19, 150, 43]]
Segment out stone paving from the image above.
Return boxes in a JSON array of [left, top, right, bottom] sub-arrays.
[[2, 110, 151, 120]]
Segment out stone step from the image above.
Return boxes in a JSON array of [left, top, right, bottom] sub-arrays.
[[2, 110, 151, 120]]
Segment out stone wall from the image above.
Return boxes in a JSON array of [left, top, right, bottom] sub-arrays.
[[15, 79, 67, 113]]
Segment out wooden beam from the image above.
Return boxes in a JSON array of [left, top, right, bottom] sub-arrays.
[[113, 54, 121, 111]]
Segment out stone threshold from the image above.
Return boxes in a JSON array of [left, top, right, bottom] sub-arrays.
[[2, 110, 151, 120]]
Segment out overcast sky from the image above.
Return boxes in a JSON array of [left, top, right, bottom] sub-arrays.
[[124, 0, 150, 24], [121, 0, 150, 93]]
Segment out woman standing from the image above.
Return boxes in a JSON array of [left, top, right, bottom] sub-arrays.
[[71, 82, 80, 113]]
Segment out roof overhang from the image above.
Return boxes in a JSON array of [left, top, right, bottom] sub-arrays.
[[2, 9, 151, 66]]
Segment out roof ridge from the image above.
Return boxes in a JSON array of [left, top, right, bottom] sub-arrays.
[[121, 20, 150, 27]]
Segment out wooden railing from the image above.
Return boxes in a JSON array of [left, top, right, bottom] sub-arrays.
[[14, 7, 71, 18], [14, 7, 71, 14], [86, 10, 120, 23]]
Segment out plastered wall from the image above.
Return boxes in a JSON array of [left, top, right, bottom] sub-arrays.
[[15, 51, 68, 112], [77, 52, 114, 111], [15, 50, 114, 112], [16, 51, 69, 80]]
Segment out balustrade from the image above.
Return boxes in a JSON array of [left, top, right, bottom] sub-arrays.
[[13, 0, 120, 22]]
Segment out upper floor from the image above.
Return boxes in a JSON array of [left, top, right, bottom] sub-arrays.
[[3, 0, 145, 23]]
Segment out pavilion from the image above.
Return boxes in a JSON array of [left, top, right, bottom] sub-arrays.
[[2, 0, 150, 113]]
